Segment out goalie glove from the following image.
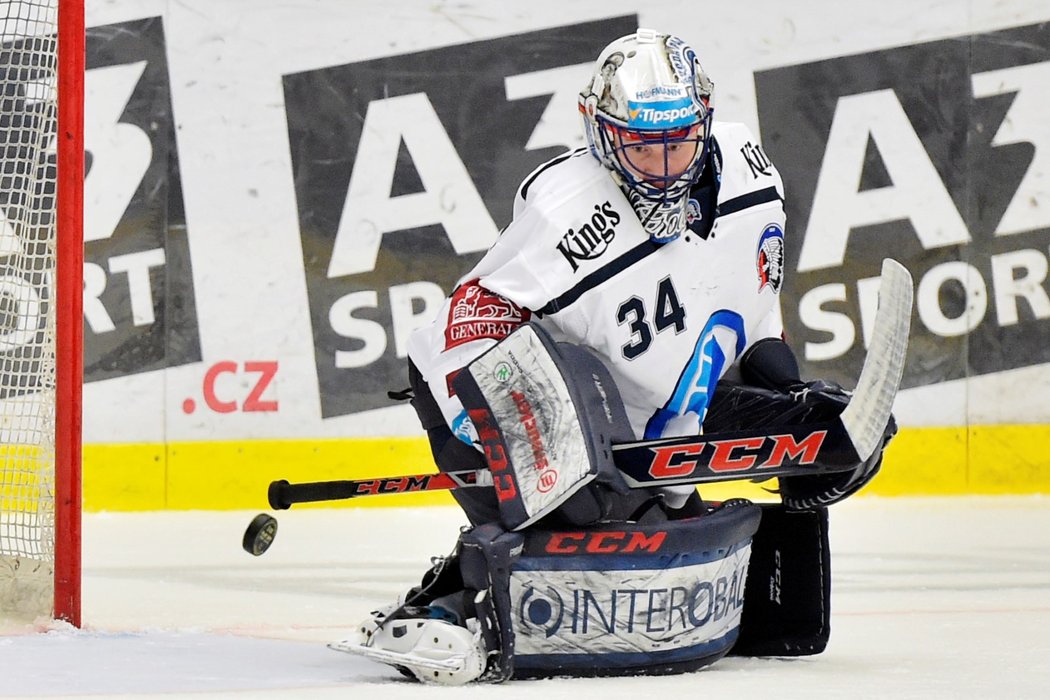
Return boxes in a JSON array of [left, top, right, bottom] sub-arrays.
[[702, 377, 897, 509], [775, 380, 898, 510]]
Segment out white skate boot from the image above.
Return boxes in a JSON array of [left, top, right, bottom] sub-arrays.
[[330, 604, 486, 685]]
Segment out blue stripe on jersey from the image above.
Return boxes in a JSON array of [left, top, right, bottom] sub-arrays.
[[450, 409, 475, 446], [645, 310, 746, 439]]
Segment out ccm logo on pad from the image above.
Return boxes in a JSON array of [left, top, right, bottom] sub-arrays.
[[544, 530, 668, 554]]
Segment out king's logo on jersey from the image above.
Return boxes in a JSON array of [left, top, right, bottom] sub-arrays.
[[741, 141, 773, 179], [556, 200, 621, 272]]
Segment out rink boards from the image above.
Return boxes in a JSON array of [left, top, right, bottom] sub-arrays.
[[81, 425, 1050, 511], [59, 2, 1050, 510]]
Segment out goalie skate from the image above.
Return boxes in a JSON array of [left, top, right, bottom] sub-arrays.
[[330, 606, 486, 685]]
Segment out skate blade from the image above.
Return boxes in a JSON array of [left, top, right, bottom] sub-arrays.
[[327, 638, 465, 673]]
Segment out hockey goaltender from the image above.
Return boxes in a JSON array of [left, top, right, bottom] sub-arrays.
[[326, 28, 909, 684]]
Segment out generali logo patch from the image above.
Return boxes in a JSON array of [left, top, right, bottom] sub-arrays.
[[444, 281, 530, 351]]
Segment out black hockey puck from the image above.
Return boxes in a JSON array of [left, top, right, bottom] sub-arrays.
[[242, 513, 278, 556]]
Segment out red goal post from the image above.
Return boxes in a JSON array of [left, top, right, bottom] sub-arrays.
[[0, 0, 84, 626]]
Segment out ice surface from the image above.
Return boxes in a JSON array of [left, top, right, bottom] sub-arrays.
[[3, 497, 1049, 699]]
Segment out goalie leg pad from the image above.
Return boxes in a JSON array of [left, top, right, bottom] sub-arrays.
[[458, 500, 762, 680], [729, 503, 831, 656]]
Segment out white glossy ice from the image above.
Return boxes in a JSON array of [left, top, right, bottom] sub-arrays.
[[3, 497, 1050, 699]]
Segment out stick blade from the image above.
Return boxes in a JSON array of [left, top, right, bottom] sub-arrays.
[[839, 258, 913, 460]]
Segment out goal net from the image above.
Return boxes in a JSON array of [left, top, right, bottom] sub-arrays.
[[0, 0, 83, 625]]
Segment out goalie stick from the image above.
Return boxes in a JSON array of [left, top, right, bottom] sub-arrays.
[[268, 259, 912, 511]]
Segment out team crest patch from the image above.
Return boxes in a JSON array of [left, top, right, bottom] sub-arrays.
[[685, 198, 702, 226], [757, 224, 785, 294], [444, 280, 530, 351]]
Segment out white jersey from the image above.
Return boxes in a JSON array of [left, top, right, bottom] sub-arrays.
[[407, 122, 786, 443]]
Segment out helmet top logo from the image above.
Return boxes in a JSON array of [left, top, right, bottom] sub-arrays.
[[626, 97, 696, 129]]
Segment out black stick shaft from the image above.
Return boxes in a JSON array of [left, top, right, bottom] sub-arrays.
[[268, 470, 484, 510], [265, 427, 854, 510]]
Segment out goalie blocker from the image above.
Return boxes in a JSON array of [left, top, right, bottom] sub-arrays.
[[450, 323, 651, 531]]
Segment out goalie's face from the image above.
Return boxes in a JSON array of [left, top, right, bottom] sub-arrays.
[[607, 122, 706, 192]]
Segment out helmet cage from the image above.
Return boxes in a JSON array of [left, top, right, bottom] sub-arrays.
[[579, 30, 716, 204], [593, 113, 711, 202]]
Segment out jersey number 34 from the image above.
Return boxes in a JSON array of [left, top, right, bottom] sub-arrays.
[[616, 276, 687, 360]]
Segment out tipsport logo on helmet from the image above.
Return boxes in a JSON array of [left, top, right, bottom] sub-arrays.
[[283, 16, 637, 417], [626, 96, 697, 129], [755, 21, 1050, 391]]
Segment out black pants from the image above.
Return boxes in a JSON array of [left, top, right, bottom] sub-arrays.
[[408, 361, 501, 526]]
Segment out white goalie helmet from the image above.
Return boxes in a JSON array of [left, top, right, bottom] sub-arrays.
[[579, 28, 714, 206]]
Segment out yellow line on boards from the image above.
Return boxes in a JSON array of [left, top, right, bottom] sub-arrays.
[[77, 426, 1050, 511]]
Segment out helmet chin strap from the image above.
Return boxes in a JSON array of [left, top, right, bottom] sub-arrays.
[[623, 185, 690, 244]]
